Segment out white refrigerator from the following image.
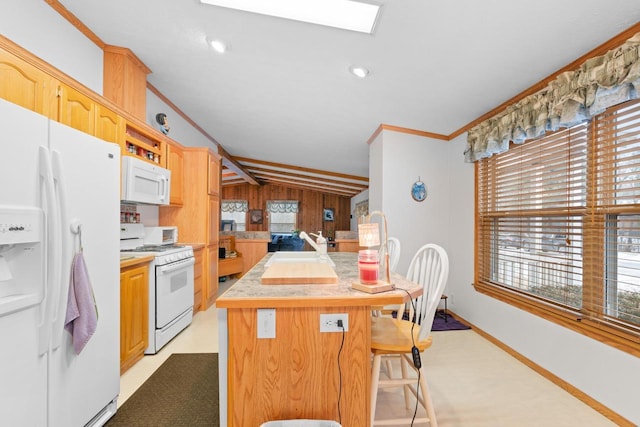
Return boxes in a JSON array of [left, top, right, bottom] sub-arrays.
[[0, 98, 120, 426]]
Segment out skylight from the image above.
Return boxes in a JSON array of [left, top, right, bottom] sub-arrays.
[[199, 0, 381, 34]]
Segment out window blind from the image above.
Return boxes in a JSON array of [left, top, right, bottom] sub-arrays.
[[477, 98, 640, 351]]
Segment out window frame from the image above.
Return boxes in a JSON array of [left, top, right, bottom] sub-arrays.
[[474, 100, 640, 357]]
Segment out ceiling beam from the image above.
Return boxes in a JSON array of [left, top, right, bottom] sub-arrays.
[[218, 147, 260, 185], [248, 166, 368, 190], [235, 156, 368, 183], [255, 176, 357, 196]]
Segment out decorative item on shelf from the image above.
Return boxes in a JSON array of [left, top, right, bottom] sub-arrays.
[[352, 210, 394, 293], [155, 113, 170, 135], [411, 176, 427, 202]]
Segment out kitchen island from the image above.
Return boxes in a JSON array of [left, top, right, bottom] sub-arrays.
[[216, 252, 422, 427]]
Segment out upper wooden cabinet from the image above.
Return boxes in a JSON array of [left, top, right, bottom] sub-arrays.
[[57, 84, 125, 145], [0, 46, 57, 118], [57, 83, 97, 135], [208, 152, 220, 196], [124, 119, 166, 167], [95, 104, 124, 144], [103, 45, 150, 122], [166, 143, 185, 206]]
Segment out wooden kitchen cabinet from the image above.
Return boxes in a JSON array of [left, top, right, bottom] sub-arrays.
[[57, 83, 97, 135], [218, 235, 243, 278], [0, 46, 57, 118], [193, 247, 204, 312], [166, 142, 185, 206], [234, 238, 269, 275], [120, 263, 149, 374], [103, 45, 150, 122], [208, 152, 220, 196], [159, 147, 221, 310], [95, 104, 123, 144]]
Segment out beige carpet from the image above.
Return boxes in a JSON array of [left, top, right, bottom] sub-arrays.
[[374, 330, 617, 426]]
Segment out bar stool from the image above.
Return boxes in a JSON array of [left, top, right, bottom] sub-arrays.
[[370, 243, 449, 426]]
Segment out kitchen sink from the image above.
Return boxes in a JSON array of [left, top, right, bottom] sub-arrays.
[[265, 251, 335, 267]]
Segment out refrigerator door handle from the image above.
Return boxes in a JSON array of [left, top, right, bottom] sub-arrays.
[[51, 150, 70, 350], [37, 146, 61, 356]]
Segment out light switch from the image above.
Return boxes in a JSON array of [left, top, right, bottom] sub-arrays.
[[257, 308, 276, 339]]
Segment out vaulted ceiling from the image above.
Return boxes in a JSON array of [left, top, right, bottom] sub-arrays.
[[55, 0, 640, 197]]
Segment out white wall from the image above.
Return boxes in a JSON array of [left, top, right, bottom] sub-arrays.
[[145, 90, 218, 150], [373, 130, 451, 275], [0, 0, 103, 94]]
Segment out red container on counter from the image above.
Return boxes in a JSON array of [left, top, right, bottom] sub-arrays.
[[358, 249, 379, 284]]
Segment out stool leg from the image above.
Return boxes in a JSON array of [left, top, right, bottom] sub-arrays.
[[371, 353, 382, 427], [444, 297, 448, 322]]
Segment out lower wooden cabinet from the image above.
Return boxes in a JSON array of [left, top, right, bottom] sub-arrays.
[[193, 247, 204, 312], [120, 263, 149, 374]]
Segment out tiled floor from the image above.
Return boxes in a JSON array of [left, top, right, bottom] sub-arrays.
[[119, 280, 617, 426]]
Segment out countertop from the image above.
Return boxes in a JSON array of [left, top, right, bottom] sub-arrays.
[[180, 242, 205, 250], [216, 252, 422, 309], [119, 254, 154, 269]]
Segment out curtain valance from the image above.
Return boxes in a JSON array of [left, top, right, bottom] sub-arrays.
[[221, 200, 248, 213], [465, 32, 640, 162], [266, 200, 299, 213]]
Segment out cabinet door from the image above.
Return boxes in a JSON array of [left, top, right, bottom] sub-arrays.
[[193, 248, 204, 312], [120, 265, 149, 374], [57, 83, 96, 134], [207, 152, 220, 196], [0, 48, 57, 118], [205, 246, 219, 309], [167, 143, 185, 206], [95, 104, 123, 144], [208, 196, 219, 247]]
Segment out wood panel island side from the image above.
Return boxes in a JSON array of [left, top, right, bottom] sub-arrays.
[[216, 252, 422, 427]]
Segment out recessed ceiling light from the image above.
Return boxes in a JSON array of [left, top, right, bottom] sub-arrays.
[[200, 0, 381, 34], [209, 39, 228, 53], [349, 66, 369, 78]]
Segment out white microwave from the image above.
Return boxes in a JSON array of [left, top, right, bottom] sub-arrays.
[[143, 226, 178, 246], [121, 156, 171, 205]]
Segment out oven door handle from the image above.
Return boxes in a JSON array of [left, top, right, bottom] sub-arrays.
[[157, 257, 195, 275]]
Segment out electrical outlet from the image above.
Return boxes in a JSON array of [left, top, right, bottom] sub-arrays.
[[320, 313, 349, 332], [257, 308, 276, 339]]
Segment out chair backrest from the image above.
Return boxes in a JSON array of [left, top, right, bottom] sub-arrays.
[[405, 243, 449, 341], [387, 237, 401, 273]]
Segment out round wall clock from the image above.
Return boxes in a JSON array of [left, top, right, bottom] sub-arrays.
[[411, 178, 427, 202]]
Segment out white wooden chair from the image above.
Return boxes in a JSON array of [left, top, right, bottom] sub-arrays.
[[370, 243, 449, 426], [386, 236, 401, 273]]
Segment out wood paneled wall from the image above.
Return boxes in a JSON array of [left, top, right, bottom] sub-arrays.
[[222, 184, 352, 239]]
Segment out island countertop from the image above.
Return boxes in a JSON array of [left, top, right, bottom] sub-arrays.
[[216, 252, 422, 309]]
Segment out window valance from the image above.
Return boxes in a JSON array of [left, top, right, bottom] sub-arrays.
[[465, 32, 640, 162], [266, 200, 299, 213], [221, 200, 248, 213]]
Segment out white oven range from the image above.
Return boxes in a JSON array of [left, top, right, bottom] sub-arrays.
[[120, 224, 194, 354]]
